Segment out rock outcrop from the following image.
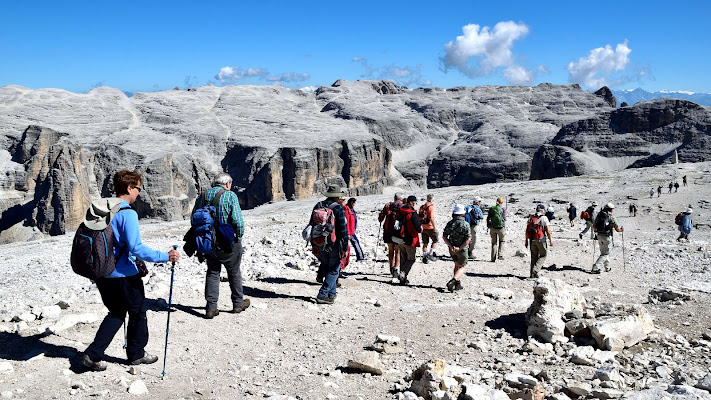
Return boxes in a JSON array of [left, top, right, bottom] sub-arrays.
[[530, 99, 711, 179]]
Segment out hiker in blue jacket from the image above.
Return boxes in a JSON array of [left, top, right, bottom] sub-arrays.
[[80, 170, 180, 371], [677, 208, 693, 241]]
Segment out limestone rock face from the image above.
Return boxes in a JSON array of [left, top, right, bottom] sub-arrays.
[[594, 86, 617, 108], [525, 278, 587, 343], [0, 84, 392, 239], [531, 99, 711, 179]]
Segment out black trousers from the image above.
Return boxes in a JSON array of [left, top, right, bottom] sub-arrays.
[[85, 274, 148, 362]]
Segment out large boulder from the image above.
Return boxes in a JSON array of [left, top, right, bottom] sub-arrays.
[[589, 304, 655, 351], [525, 278, 587, 343]]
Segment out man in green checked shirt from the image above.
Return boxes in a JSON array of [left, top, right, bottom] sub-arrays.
[[192, 172, 249, 319]]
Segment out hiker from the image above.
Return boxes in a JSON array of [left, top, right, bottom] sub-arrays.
[[579, 202, 598, 239], [657, 186, 662, 197], [487, 197, 507, 262], [419, 194, 438, 264], [567, 202, 577, 227], [394, 195, 423, 285], [649, 188, 654, 198], [677, 208, 693, 241], [592, 203, 624, 274], [465, 196, 484, 260], [338, 196, 353, 274], [545, 206, 555, 221], [683, 175, 687, 186], [629, 203, 637, 217], [442, 204, 471, 292], [346, 198, 365, 261], [192, 172, 249, 319], [80, 170, 180, 371], [668, 182, 673, 193], [674, 182, 680, 192], [378, 193, 404, 278], [525, 204, 553, 279], [314, 185, 349, 304]]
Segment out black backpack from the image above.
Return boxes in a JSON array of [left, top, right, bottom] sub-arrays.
[[595, 211, 612, 235], [70, 205, 130, 280]]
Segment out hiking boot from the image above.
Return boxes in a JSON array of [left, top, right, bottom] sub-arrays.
[[204, 309, 220, 319], [591, 268, 601, 275], [454, 280, 464, 291], [498, 255, 504, 260], [130, 353, 158, 366], [468, 255, 475, 261], [79, 353, 107, 372], [604, 265, 612, 272], [231, 298, 251, 313], [392, 268, 400, 278], [336, 280, 342, 288], [446, 278, 456, 292], [389, 267, 396, 277], [316, 297, 334, 305], [422, 255, 429, 264]]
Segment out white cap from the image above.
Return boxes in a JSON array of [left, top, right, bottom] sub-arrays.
[[547, 206, 554, 212], [473, 196, 481, 203], [605, 202, 615, 210], [686, 208, 693, 213], [592, 201, 598, 206], [452, 204, 466, 215]]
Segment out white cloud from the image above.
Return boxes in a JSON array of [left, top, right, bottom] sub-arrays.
[[215, 66, 308, 84], [441, 21, 533, 84], [567, 41, 632, 89], [503, 65, 534, 85], [537, 65, 550, 74]]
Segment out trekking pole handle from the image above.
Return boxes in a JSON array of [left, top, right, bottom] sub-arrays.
[[171, 245, 178, 266]]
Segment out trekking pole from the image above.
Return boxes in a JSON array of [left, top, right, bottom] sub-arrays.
[[372, 223, 382, 276], [123, 320, 127, 349], [591, 237, 596, 272], [161, 245, 178, 378]]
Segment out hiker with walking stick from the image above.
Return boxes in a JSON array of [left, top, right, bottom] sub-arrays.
[[79, 170, 181, 371], [378, 193, 404, 278], [591, 203, 624, 274]]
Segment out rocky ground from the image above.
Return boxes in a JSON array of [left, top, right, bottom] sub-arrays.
[[1, 162, 710, 399]]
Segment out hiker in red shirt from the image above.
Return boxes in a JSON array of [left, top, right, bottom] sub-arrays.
[[378, 193, 404, 278]]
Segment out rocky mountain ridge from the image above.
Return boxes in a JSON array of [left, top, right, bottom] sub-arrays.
[[1, 80, 709, 241]]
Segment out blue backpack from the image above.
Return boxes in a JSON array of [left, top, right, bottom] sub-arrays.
[[191, 189, 226, 255]]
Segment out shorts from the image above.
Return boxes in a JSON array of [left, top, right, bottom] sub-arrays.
[[449, 247, 468, 265], [422, 229, 439, 245]]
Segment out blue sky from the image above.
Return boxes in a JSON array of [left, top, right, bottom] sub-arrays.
[[1, 1, 710, 94]]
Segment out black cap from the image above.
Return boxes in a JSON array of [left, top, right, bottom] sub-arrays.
[[407, 195, 418, 203]]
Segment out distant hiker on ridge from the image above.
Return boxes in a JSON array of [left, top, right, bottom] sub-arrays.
[[649, 188, 654, 198], [668, 182, 673, 193], [525, 204, 553, 279], [419, 194, 438, 264], [79, 170, 180, 371], [192, 172, 249, 318], [465, 197, 484, 260], [674, 182, 680, 192], [378, 193, 404, 278], [683, 175, 687, 186], [487, 197, 507, 262], [591, 203, 624, 274], [443, 204, 471, 292], [567, 202, 577, 227], [657, 186, 662, 197]]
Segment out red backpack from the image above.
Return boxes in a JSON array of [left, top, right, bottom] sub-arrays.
[[527, 215, 545, 240], [304, 201, 338, 249]]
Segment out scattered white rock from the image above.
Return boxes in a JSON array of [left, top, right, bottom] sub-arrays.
[[589, 305, 655, 351], [525, 278, 586, 343], [484, 288, 514, 300], [47, 313, 99, 334], [347, 351, 384, 375], [127, 380, 148, 395], [40, 305, 62, 319]]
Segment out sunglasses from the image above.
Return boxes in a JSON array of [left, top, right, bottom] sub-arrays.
[[132, 186, 142, 193]]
